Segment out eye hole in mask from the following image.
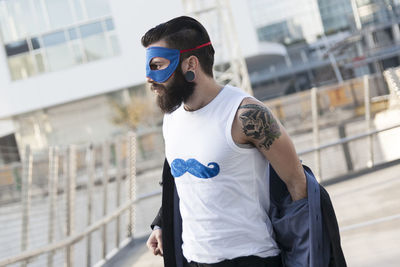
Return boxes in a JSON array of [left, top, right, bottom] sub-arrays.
[[149, 57, 171, 71]]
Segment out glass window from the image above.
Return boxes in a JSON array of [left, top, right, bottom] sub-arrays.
[[8, 53, 36, 80], [5, 40, 29, 56], [44, 0, 74, 30], [5, 0, 35, 41], [34, 52, 46, 73], [71, 0, 85, 22], [31, 37, 41, 50], [71, 42, 84, 63], [43, 31, 67, 47], [109, 34, 120, 55], [68, 28, 79, 40], [79, 22, 103, 38], [45, 43, 74, 71], [31, 0, 49, 34], [0, 2, 13, 43], [82, 33, 110, 61], [84, 0, 111, 19], [105, 18, 115, 31]]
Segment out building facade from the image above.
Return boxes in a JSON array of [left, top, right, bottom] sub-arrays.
[[248, 0, 324, 44], [247, 0, 400, 100], [317, 0, 354, 34]]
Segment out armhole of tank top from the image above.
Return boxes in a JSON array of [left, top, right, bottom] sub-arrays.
[[225, 95, 256, 154], [162, 114, 167, 141]]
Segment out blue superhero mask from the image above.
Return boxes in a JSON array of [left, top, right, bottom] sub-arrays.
[[146, 46, 180, 83], [145, 42, 212, 83]]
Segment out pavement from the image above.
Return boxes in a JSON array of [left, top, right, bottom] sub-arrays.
[[117, 161, 400, 267], [327, 161, 400, 267], [102, 236, 163, 267], [131, 244, 164, 267]]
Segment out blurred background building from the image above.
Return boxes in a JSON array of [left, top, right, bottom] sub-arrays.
[[1, 0, 400, 166], [249, 0, 400, 99]]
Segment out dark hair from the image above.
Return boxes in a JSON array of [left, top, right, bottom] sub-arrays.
[[141, 16, 215, 77]]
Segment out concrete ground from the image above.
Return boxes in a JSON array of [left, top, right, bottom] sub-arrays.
[[328, 162, 400, 267], [123, 162, 400, 267]]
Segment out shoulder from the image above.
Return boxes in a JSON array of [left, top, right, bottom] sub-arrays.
[[236, 97, 276, 124], [237, 97, 264, 110], [234, 97, 282, 150]]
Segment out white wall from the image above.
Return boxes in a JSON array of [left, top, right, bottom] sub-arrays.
[[0, 0, 261, 119]]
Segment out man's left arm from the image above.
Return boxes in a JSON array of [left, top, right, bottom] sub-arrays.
[[232, 97, 307, 201]]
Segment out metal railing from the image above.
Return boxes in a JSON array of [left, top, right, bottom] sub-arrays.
[[0, 190, 161, 266], [301, 72, 400, 181], [298, 122, 400, 181], [0, 133, 142, 267]]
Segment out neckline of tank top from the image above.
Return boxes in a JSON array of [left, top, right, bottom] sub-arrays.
[[180, 85, 228, 115]]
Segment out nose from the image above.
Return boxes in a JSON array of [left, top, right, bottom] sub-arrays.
[[146, 77, 154, 83]]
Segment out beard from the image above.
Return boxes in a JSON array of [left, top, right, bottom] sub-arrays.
[[153, 68, 195, 114]]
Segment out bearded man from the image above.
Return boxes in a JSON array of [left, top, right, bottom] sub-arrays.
[[142, 16, 346, 267]]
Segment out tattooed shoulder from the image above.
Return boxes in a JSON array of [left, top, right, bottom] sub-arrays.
[[238, 103, 281, 150]]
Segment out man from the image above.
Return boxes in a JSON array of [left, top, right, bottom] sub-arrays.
[[142, 16, 345, 267]]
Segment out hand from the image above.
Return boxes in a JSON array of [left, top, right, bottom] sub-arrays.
[[146, 228, 163, 256]]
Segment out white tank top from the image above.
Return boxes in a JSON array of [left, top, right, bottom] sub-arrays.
[[163, 85, 280, 264]]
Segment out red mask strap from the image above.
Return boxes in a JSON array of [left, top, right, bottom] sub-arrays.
[[180, 42, 212, 53]]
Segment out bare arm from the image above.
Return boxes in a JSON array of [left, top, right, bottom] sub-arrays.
[[232, 97, 307, 201]]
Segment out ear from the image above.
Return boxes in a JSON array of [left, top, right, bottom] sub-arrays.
[[181, 55, 199, 73]]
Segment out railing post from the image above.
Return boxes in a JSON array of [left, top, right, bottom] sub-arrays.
[[311, 87, 322, 182], [115, 138, 122, 247], [66, 145, 76, 267], [21, 146, 33, 267], [47, 147, 59, 267], [86, 144, 95, 267], [102, 141, 110, 259], [364, 75, 374, 167], [127, 132, 137, 238]]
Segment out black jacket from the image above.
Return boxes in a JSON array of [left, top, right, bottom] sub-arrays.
[[152, 159, 346, 267]]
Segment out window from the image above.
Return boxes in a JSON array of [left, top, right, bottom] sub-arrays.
[[68, 28, 79, 40], [71, 0, 85, 22], [105, 18, 115, 31], [46, 43, 74, 71], [31, 38, 41, 50], [44, 0, 74, 30], [71, 42, 84, 64], [80, 21, 111, 61], [84, 0, 111, 19], [5, 40, 29, 56], [34, 53, 46, 73], [2, 0, 119, 80], [8, 53, 35, 80], [31, 0, 49, 34], [1, 0, 114, 43], [79, 22, 103, 38], [43, 31, 67, 47], [109, 34, 120, 55]]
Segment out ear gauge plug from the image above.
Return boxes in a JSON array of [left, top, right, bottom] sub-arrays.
[[184, 71, 195, 82]]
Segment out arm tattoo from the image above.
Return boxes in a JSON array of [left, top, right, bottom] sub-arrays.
[[238, 104, 281, 150]]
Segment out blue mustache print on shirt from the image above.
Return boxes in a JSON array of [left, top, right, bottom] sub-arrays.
[[171, 158, 220, 178]]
